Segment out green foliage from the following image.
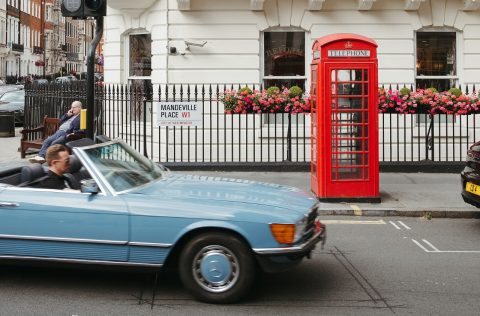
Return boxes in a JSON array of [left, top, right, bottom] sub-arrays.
[[448, 87, 462, 97], [267, 86, 280, 95], [399, 87, 411, 96], [426, 87, 438, 93], [288, 86, 303, 98], [239, 86, 252, 94]]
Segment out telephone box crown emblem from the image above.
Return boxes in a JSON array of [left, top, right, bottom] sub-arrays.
[[344, 41, 353, 49]]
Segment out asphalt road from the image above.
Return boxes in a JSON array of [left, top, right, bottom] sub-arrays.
[[1, 216, 480, 315]]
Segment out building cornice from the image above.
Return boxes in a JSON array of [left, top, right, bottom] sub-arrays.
[[404, 0, 424, 11], [463, 0, 480, 11], [358, 0, 375, 11], [308, 0, 326, 11], [250, 0, 264, 11], [177, 0, 190, 10]]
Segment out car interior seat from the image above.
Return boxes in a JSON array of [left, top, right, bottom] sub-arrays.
[[19, 164, 47, 186], [64, 155, 91, 190]]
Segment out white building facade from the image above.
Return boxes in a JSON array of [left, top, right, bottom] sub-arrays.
[[104, 0, 480, 88], [102, 0, 480, 163], [0, 1, 7, 81]]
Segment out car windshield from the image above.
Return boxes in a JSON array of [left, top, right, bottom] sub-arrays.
[[83, 141, 165, 192], [0, 90, 24, 102]]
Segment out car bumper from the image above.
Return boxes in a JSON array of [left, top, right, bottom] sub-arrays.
[[253, 224, 326, 273], [461, 167, 480, 208]]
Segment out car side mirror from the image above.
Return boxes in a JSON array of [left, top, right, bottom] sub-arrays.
[[80, 179, 99, 194]]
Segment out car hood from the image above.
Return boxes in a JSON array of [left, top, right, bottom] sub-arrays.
[[131, 174, 317, 220], [0, 101, 23, 111]]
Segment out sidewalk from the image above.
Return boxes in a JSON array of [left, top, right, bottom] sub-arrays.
[[1, 129, 478, 218]]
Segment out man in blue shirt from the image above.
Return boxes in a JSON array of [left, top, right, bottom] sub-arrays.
[[29, 101, 84, 164]]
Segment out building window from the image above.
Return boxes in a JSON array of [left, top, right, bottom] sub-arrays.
[[416, 32, 456, 91], [263, 31, 306, 90], [129, 34, 151, 77], [127, 33, 152, 121]]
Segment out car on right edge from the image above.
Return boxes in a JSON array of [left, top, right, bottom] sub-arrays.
[[461, 141, 480, 207]]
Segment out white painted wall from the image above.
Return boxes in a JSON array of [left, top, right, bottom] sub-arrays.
[[102, 0, 480, 163], [103, 0, 480, 86]]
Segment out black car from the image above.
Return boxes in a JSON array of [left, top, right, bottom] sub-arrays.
[[0, 89, 25, 126], [461, 141, 480, 207]]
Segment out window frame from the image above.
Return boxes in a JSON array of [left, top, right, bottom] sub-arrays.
[[261, 28, 307, 90], [415, 28, 460, 91]]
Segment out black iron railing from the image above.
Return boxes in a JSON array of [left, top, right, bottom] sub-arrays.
[[23, 83, 480, 169]]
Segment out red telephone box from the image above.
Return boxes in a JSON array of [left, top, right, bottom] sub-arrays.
[[310, 34, 380, 202]]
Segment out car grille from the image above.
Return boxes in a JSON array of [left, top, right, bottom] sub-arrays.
[[302, 206, 319, 242], [466, 151, 480, 171]]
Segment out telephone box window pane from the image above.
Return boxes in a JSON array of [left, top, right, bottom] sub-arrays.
[[264, 32, 305, 78], [129, 34, 152, 77], [332, 69, 364, 82], [334, 98, 363, 109]]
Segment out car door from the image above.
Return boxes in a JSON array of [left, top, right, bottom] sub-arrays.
[[0, 186, 129, 263]]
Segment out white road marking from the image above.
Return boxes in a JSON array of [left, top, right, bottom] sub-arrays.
[[412, 239, 432, 252], [350, 204, 362, 216], [422, 239, 439, 252], [321, 219, 386, 225], [398, 221, 411, 230], [389, 221, 401, 230], [412, 239, 480, 253]]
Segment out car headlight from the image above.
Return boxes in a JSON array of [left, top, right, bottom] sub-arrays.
[[294, 215, 308, 242]]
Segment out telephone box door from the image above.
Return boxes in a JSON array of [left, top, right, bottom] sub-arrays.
[[325, 63, 378, 197]]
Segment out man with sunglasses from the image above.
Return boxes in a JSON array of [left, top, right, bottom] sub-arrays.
[[30, 144, 73, 190]]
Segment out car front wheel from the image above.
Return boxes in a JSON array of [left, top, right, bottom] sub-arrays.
[[179, 232, 255, 304]]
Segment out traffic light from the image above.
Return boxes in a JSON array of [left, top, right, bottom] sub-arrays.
[[61, 0, 106, 19], [84, 0, 106, 17]]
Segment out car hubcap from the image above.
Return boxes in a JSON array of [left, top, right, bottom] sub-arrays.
[[193, 245, 239, 293]]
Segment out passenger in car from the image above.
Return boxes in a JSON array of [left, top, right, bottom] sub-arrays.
[[29, 144, 74, 190]]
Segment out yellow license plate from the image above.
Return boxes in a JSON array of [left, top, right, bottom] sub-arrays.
[[466, 182, 480, 196]]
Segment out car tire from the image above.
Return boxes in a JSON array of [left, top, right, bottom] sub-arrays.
[[179, 232, 256, 304]]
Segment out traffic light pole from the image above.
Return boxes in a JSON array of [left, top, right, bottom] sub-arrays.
[[86, 16, 103, 140]]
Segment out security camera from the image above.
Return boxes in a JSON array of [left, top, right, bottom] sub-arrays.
[[184, 40, 207, 49]]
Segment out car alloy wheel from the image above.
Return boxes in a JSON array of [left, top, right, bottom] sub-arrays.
[[179, 232, 255, 304], [192, 244, 239, 293]]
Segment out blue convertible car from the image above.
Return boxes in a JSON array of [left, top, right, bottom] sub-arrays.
[[0, 140, 325, 303]]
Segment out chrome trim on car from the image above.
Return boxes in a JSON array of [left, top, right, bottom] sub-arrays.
[[0, 202, 19, 207], [0, 234, 173, 248], [129, 242, 172, 248], [252, 226, 325, 255], [0, 234, 128, 245], [0, 255, 163, 268]]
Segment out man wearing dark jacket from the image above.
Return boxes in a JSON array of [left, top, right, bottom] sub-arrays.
[[29, 101, 83, 164], [30, 144, 72, 190]]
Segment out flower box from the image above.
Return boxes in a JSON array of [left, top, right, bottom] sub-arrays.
[[220, 86, 310, 114]]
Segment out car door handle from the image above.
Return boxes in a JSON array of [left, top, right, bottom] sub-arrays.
[[0, 202, 19, 207]]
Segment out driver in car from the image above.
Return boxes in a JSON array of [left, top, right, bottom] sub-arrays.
[[30, 144, 74, 190]]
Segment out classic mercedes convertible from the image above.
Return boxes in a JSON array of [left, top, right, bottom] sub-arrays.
[[0, 140, 325, 303]]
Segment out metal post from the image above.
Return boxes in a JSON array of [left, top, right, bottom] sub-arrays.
[[287, 113, 292, 161], [86, 17, 103, 140], [42, 0, 46, 78]]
